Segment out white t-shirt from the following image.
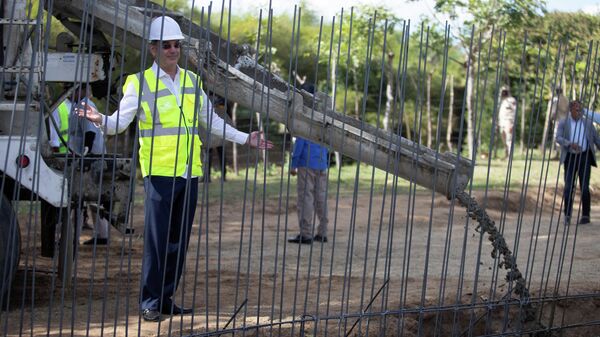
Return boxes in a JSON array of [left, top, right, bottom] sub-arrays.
[[498, 96, 517, 129]]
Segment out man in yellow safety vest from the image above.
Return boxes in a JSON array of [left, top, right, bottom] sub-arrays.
[[49, 99, 71, 153], [50, 86, 110, 245], [77, 15, 273, 322]]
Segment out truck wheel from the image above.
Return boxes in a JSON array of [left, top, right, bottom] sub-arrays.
[[0, 195, 20, 308]]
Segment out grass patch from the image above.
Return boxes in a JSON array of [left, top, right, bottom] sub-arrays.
[[203, 156, 598, 203]]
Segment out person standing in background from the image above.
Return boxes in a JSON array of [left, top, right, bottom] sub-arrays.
[[49, 97, 72, 154], [49, 85, 110, 245], [555, 100, 600, 226], [497, 87, 517, 159], [288, 83, 330, 245]]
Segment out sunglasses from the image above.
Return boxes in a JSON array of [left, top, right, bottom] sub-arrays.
[[159, 41, 181, 50]]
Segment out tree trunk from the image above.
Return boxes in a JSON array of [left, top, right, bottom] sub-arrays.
[[466, 63, 475, 160], [541, 95, 552, 153], [446, 74, 454, 152], [232, 102, 238, 175], [331, 60, 341, 171], [427, 72, 432, 148], [384, 81, 392, 131], [384, 52, 394, 132], [396, 78, 411, 141], [352, 69, 359, 118], [520, 95, 526, 155], [590, 83, 598, 109], [563, 79, 569, 97], [405, 117, 412, 141]]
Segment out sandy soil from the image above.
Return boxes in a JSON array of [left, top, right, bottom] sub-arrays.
[[3, 186, 599, 336]]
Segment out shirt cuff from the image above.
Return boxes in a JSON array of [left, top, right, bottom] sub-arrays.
[[94, 115, 106, 128], [94, 115, 109, 134], [232, 132, 249, 145]]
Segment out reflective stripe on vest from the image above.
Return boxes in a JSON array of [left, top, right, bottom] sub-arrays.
[[57, 101, 70, 153], [125, 68, 203, 177]]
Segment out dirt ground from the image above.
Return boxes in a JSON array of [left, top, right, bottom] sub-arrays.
[[3, 185, 600, 336]]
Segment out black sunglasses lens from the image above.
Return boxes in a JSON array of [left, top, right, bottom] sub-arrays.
[[161, 41, 180, 49]]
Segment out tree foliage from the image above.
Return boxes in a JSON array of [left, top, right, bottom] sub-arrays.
[[434, 0, 546, 36], [193, 0, 600, 154]]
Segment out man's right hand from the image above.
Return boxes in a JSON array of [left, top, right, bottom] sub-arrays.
[[246, 131, 274, 149], [77, 102, 102, 124], [570, 143, 582, 152]]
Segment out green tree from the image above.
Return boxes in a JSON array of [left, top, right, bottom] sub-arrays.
[[281, 5, 403, 120], [432, 0, 546, 159], [401, 21, 466, 149], [499, 11, 600, 153]]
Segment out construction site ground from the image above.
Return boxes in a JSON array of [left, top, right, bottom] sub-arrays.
[[4, 175, 600, 336]]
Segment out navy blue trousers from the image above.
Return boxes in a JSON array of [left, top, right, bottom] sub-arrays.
[[140, 176, 198, 311], [563, 150, 594, 219]]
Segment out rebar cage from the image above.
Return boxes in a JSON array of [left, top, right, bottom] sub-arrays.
[[0, 1, 598, 336]]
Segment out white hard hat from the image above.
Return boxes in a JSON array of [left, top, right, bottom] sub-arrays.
[[148, 16, 184, 41]]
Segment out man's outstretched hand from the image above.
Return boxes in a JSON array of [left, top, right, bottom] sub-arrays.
[[247, 131, 274, 150], [76, 102, 102, 124]]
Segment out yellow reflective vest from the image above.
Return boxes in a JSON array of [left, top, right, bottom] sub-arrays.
[[124, 68, 203, 177], [57, 101, 70, 154]]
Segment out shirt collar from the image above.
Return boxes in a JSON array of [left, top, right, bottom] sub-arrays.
[[151, 61, 180, 80]]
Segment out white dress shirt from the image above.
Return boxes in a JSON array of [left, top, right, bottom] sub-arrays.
[[569, 116, 588, 152], [100, 63, 248, 144], [498, 96, 517, 129]]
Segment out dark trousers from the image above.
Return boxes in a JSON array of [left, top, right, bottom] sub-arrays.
[[140, 176, 198, 311], [563, 150, 594, 219]]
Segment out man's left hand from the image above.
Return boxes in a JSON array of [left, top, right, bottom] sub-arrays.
[[247, 131, 274, 150]]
